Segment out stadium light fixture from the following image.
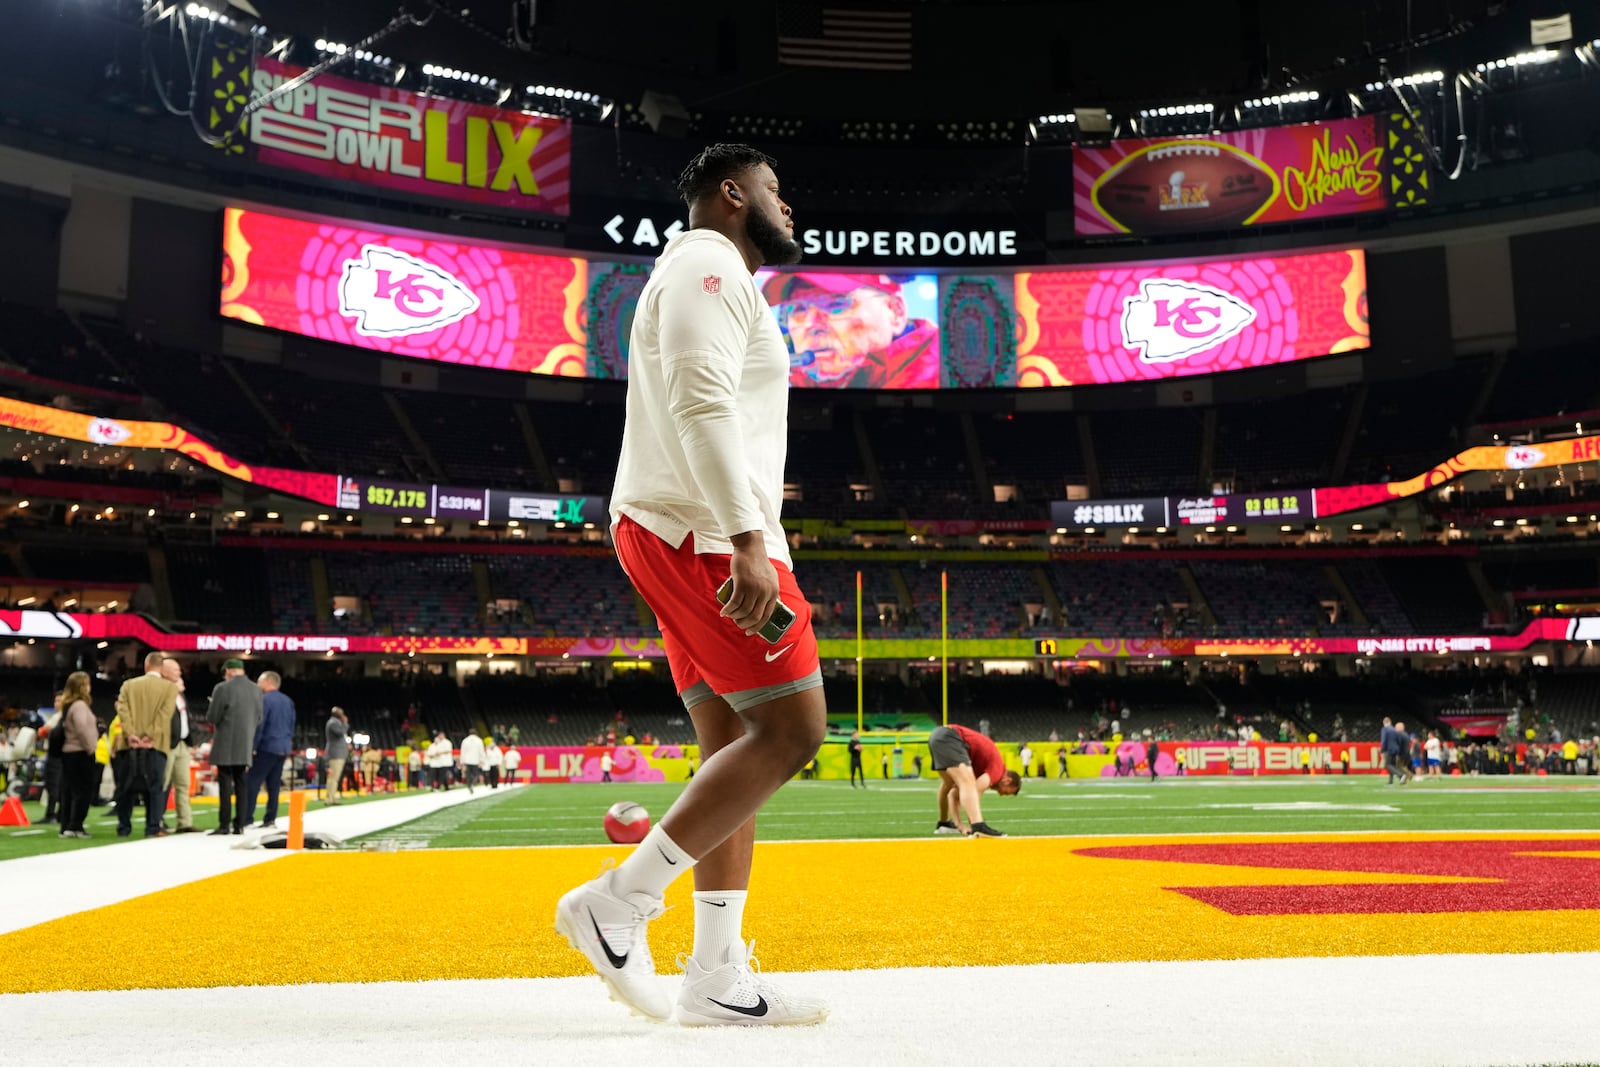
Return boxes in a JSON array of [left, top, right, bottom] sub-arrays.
[[477, 519, 489, 526], [16, 500, 27, 508], [1351, 523, 1363, 531], [69, 504, 80, 513], [233, 510, 246, 518], [317, 514, 330, 521], [1492, 519, 1506, 527], [507, 520, 520, 528], [1515, 518, 1529, 526], [1366, 71, 1443, 91], [97, 641, 109, 650], [1084, 527, 1096, 534], [1280, 525, 1293, 532], [185, 3, 236, 27], [423, 517, 437, 525], [1139, 102, 1212, 117], [426, 64, 498, 88], [1476, 49, 1560, 72], [1243, 90, 1318, 109], [266, 511, 279, 519], [17, 596, 34, 606], [400, 516, 413, 524]]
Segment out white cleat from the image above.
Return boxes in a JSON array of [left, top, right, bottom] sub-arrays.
[[554, 865, 672, 1022], [676, 941, 829, 1027]]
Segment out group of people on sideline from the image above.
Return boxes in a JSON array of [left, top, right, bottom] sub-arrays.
[[17, 653, 300, 839]]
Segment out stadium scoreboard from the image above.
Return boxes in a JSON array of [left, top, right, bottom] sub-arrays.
[[336, 477, 606, 525]]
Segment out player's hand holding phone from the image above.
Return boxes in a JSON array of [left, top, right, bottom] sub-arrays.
[[718, 531, 793, 642]]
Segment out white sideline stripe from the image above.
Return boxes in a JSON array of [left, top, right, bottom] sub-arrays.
[[3, 953, 1597, 1065], [0, 786, 520, 936]]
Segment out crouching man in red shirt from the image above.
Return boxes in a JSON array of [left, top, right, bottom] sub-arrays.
[[929, 724, 1020, 838]]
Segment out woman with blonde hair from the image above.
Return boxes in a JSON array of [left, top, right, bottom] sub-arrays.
[[56, 672, 100, 839]]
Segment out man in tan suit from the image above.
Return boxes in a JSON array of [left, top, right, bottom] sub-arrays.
[[114, 650, 178, 838]]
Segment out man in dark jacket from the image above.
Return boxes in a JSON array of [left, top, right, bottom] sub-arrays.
[[244, 671, 295, 829], [206, 658, 262, 835], [1381, 718, 1414, 785], [324, 707, 351, 804]]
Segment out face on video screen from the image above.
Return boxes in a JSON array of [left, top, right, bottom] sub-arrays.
[[758, 272, 941, 389]]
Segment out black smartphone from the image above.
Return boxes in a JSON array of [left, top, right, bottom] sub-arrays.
[[715, 577, 797, 645]]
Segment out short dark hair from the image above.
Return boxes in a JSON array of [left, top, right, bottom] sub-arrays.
[[675, 143, 777, 205], [1001, 770, 1022, 793]]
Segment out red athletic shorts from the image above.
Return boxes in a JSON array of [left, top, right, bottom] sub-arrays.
[[613, 515, 820, 697]]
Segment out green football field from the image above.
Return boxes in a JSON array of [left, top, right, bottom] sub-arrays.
[[353, 774, 1600, 850]]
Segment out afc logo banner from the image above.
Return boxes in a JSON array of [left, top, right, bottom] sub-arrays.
[[1121, 278, 1257, 363], [339, 245, 481, 337]]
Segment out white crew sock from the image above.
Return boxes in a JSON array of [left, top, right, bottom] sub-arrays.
[[611, 823, 695, 900], [691, 890, 748, 967]]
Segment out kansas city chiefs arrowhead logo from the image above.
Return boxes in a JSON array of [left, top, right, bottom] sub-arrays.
[[1504, 445, 1545, 470], [86, 417, 132, 446], [339, 245, 481, 338], [1121, 278, 1257, 364]]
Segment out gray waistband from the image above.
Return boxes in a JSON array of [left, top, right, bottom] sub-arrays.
[[680, 668, 824, 714]]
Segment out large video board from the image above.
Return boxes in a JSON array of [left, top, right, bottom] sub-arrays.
[[239, 57, 572, 214], [1073, 114, 1432, 236], [221, 205, 1368, 389]]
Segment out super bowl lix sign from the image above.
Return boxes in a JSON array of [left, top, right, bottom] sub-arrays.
[[247, 58, 571, 213]]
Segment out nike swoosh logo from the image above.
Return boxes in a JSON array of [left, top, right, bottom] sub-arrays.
[[704, 900, 727, 907], [764, 645, 794, 663], [707, 995, 768, 1017], [656, 844, 678, 866], [587, 910, 629, 969]]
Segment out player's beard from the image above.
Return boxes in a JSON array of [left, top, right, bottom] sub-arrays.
[[747, 209, 802, 266]]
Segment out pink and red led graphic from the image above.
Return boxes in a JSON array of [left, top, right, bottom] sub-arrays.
[[222, 207, 587, 375], [1013, 249, 1368, 386]]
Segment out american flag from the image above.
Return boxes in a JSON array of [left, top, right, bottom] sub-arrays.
[[777, 3, 913, 72]]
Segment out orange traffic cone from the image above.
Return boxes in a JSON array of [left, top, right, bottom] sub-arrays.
[[0, 795, 31, 827], [166, 788, 176, 812]]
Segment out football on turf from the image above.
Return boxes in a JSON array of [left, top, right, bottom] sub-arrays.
[[1093, 140, 1277, 233], [603, 801, 651, 844]]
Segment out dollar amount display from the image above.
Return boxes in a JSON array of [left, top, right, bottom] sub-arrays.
[[367, 485, 429, 510]]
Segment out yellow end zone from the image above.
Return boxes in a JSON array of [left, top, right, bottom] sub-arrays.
[[4, 832, 1597, 994]]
